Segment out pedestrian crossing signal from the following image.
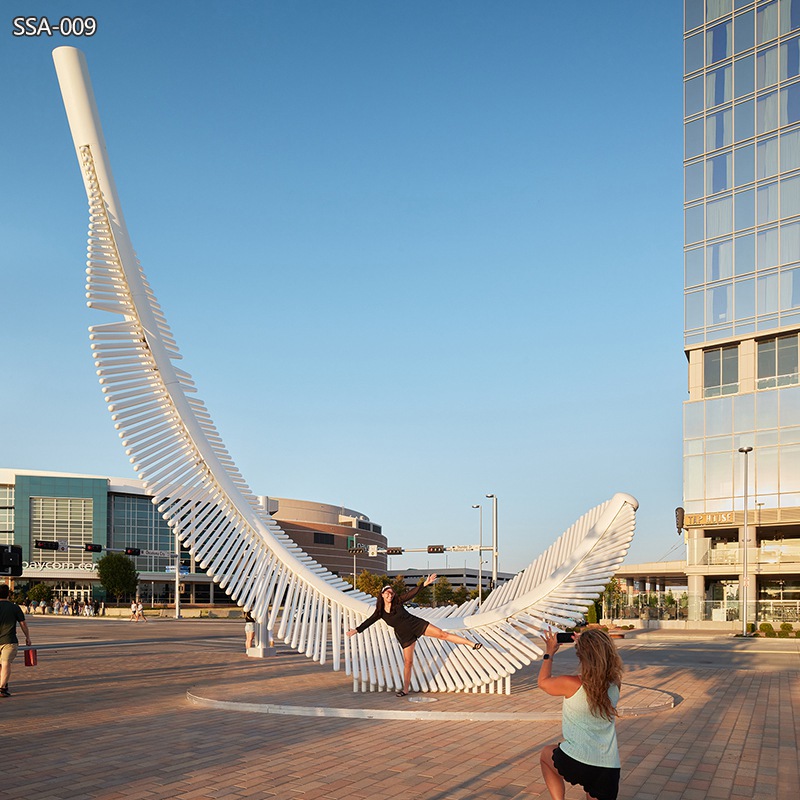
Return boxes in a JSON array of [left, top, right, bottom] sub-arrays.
[[0, 545, 22, 577]]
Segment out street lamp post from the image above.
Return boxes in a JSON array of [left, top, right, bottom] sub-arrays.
[[739, 446, 753, 636], [174, 528, 182, 620], [352, 532, 359, 588], [485, 493, 498, 588], [472, 504, 483, 607]]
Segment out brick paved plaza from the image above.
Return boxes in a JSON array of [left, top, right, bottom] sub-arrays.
[[2, 616, 798, 799]]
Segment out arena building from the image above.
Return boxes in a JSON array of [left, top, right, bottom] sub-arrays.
[[0, 468, 386, 605]]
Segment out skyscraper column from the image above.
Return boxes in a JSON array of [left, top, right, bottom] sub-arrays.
[[687, 574, 705, 622], [626, 578, 635, 609]]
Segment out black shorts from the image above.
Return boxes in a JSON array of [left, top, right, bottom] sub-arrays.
[[552, 745, 620, 800], [395, 616, 430, 648]]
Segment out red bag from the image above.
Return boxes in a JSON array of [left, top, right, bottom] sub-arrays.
[[24, 649, 37, 667]]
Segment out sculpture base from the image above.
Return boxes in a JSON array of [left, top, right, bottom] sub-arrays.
[[246, 646, 276, 658]]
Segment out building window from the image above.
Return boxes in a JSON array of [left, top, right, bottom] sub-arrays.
[[757, 334, 799, 388], [707, 20, 732, 64], [704, 345, 739, 397], [30, 497, 94, 564], [313, 532, 335, 546], [0, 486, 13, 545]]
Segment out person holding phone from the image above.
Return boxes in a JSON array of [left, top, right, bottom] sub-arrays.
[[346, 575, 483, 697], [537, 628, 623, 800]]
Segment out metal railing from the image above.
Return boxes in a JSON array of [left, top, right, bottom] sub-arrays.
[[608, 601, 799, 624], [694, 600, 800, 623], [690, 544, 800, 567], [756, 600, 800, 623]]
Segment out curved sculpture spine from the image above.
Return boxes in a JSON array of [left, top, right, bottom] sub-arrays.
[[53, 46, 637, 694]]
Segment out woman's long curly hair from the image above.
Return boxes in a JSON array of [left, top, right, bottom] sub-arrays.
[[575, 628, 624, 721]]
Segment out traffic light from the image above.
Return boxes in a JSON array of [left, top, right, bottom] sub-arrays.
[[124, 547, 141, 556], [0, 545, 23, 577], [348, 546, 365, 554], [427, 545, 445, 554], [34, 540, 60, 551], [84, 543, 103, 553], [675, 507, 685, 534], [385, 547, 403, 556]]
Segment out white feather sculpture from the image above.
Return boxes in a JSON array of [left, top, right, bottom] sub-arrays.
[[53, 46, 637, 694]]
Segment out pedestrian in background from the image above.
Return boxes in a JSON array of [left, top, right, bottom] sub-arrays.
[[0, 584, 32, 698], [244, 611, 255, 650]]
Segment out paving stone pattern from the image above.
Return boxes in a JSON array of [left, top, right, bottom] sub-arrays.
[[2, 617, 798, 800]]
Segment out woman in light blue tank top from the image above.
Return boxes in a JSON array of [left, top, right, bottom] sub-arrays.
[[537, 628, 623, 800]]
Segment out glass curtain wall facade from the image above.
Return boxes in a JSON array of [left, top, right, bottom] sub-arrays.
[[0, 486, 13, 548], [108, 492, 176, 573], [684, 0, 800, 623]]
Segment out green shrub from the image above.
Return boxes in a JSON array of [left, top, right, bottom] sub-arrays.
[[766, 630, 777, 637], [759, 622, 774, 634], [746, 622, 756, 634], [28, 583, 53, 605], [778, 630, 790, 638], [780, 622, 793, 632]]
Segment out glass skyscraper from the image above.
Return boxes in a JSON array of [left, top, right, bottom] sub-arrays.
[[683, 0, 800, 623]]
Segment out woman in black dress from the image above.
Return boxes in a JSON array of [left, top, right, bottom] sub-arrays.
[[346, 574, 482, 696]]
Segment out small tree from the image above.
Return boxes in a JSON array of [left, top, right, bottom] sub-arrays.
[[28, 582, 53, 606], [356, 569, 384, 597], [434, 575, 455, 605], [453, 585, 469, 605], [96, 552, 139, 604], [600, 578, 625, 619]]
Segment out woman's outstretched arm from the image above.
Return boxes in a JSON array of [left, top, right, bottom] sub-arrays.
[[347, 605, 381, 637], [400, 573, 437, 603]]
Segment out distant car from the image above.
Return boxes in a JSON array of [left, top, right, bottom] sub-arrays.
[[406, 602, 419, 608]]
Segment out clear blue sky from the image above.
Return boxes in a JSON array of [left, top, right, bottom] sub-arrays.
[[1, 2, 685, 573]]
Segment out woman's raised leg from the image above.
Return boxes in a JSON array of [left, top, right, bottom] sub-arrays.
[[423, 623, 479, 648]]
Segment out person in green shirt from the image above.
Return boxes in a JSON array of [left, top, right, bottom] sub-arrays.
[[0, 583, 32, 697]]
